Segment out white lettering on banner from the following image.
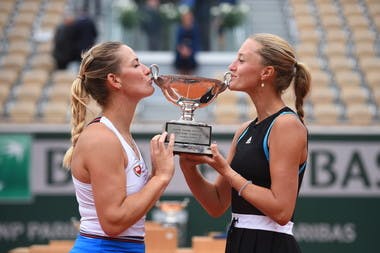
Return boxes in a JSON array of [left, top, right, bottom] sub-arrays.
[[293, 222, 356, 243], [31, 139, 380, 196], [27, 221, 77, 241], [0, 221, 77, 242], [0, 222, 24, 241]]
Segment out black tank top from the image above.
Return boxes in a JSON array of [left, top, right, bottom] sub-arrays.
[[230, 107, 307, 218]]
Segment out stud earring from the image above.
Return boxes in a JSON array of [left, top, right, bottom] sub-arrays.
[[261, 82, 265, 88]]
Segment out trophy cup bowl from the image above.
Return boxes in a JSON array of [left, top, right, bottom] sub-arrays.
[[150, 64, 231, 155]]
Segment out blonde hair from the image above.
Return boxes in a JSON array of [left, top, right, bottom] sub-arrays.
[[250, 33, 311, 121], [63, 41, 124, 169]]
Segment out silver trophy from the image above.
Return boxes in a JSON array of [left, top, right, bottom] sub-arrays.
[[150, 64, 231, 155]]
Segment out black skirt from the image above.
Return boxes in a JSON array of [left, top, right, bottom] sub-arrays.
[[225, 226, 302, 253]]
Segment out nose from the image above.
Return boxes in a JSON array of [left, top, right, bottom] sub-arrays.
[[228, 60, 237, 72], [142, 64, 151, 75], [228, 63, 235, 72]]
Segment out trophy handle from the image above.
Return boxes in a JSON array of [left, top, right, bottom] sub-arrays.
[[150, 64, 160, 81], [223, 71, 232, 87]]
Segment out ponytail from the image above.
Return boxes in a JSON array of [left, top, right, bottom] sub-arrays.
[[250, 34, 311, 123], [293, 62, 311, 122], [62, 77, 90, 169], [62, 41, 124, 169]]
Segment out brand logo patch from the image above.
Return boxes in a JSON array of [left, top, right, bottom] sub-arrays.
[[134, 165, 142, 177], [246, 136, 252, 144]]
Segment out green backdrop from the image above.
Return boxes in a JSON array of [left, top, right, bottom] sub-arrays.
[[0, 130, 379, 253]]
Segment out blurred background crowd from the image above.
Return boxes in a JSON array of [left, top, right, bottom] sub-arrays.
[[1, 1, 380, 252]]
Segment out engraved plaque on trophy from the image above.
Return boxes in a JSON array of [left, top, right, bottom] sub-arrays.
[[150, 64, 231, 155]]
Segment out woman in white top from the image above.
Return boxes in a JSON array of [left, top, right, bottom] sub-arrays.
[[63, 41, 175, 253]]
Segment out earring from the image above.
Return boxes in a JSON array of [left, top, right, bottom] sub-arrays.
[[261, 82, 265, 88]]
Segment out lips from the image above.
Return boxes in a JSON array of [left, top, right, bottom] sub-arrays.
[[144, 77, 153, 85]]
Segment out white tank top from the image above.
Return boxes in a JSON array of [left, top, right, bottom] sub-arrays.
[[72, 116, 149, 237]]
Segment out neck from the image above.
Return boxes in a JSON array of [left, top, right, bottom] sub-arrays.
[[102, 101, 137, 135], [250, 93, 285, 123]]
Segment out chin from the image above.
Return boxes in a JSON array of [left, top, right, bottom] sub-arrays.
[[228, 84, 237, 91], [146, 87, 155, 96]]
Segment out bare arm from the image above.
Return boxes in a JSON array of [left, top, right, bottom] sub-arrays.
[[75, 128, 175, 236], [179, 121, 252, 217], [211, 115, 307, 225], [246, 115, 307, 224]]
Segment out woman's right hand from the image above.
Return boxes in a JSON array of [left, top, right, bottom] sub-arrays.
[[179, 153, 205, 171], [150, 132, 175, 185]]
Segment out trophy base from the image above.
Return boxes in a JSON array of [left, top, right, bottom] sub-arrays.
[[165, 121, 212, 156], [172, 143, 212, 156]]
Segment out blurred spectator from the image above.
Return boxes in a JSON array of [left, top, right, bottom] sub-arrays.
[[219, 0, 237, 4], [193, 0, 213, 51], [53, 13, 76, 70], [141, 0, 163, 51], [174, 10, 200, 75], [52, 11, 98, 70], [180, 0, 214, 51], [72, 11, 98, 63]]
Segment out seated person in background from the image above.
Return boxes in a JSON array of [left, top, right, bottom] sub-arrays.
[[174, 10, 200, 75]]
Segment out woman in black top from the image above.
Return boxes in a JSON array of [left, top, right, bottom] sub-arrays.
[[179, 33, 311, 253]]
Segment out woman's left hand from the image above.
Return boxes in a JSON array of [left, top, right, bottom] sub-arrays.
[[204, 143, 232, 176], [179, 143, 232, 177]]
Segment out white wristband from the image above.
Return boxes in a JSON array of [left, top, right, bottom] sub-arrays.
[[238, 180, 252, 196]]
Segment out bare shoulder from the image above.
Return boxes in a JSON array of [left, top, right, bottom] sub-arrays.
[[273, 113, 307, 138], [76, 123, 120, 152]]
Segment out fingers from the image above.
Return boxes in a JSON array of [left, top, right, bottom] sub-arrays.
[[180, 153, 204, 162], [152, 132, 167, 152], [150, 133, 161, 154], [210, 143, 220, 159], [150, 133, 162, 148], [150, 132, 174, 154], [158, 132, 168, 143], [167, 133, 175, 153]]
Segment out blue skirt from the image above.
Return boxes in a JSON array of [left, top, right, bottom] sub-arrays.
[[70, 234, 145, 253]]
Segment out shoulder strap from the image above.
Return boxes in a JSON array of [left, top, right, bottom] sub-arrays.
[[100, 116, 140, 160], [237, 126, 250, 143], [263, 111, 296, 161], [87, 116, 101, 126], [262, 111, 306, 174], [237, 119, 257, 143]]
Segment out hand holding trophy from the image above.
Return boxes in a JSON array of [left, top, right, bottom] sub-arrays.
[[150, 64, 231, 155]]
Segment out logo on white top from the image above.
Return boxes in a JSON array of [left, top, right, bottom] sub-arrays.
[[133, 165, 142, 177]]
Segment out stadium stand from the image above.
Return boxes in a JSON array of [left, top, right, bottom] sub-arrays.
[[290, 0, 379, 125], [0, 0, 379, 126]]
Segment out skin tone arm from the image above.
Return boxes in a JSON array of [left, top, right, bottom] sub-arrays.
[[179, 121, 251, 217], [199, 114, 307, 225], [73, 128, 175, 236]]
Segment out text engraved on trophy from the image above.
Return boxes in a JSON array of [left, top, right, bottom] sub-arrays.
[[166, 123, 211, 146]]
